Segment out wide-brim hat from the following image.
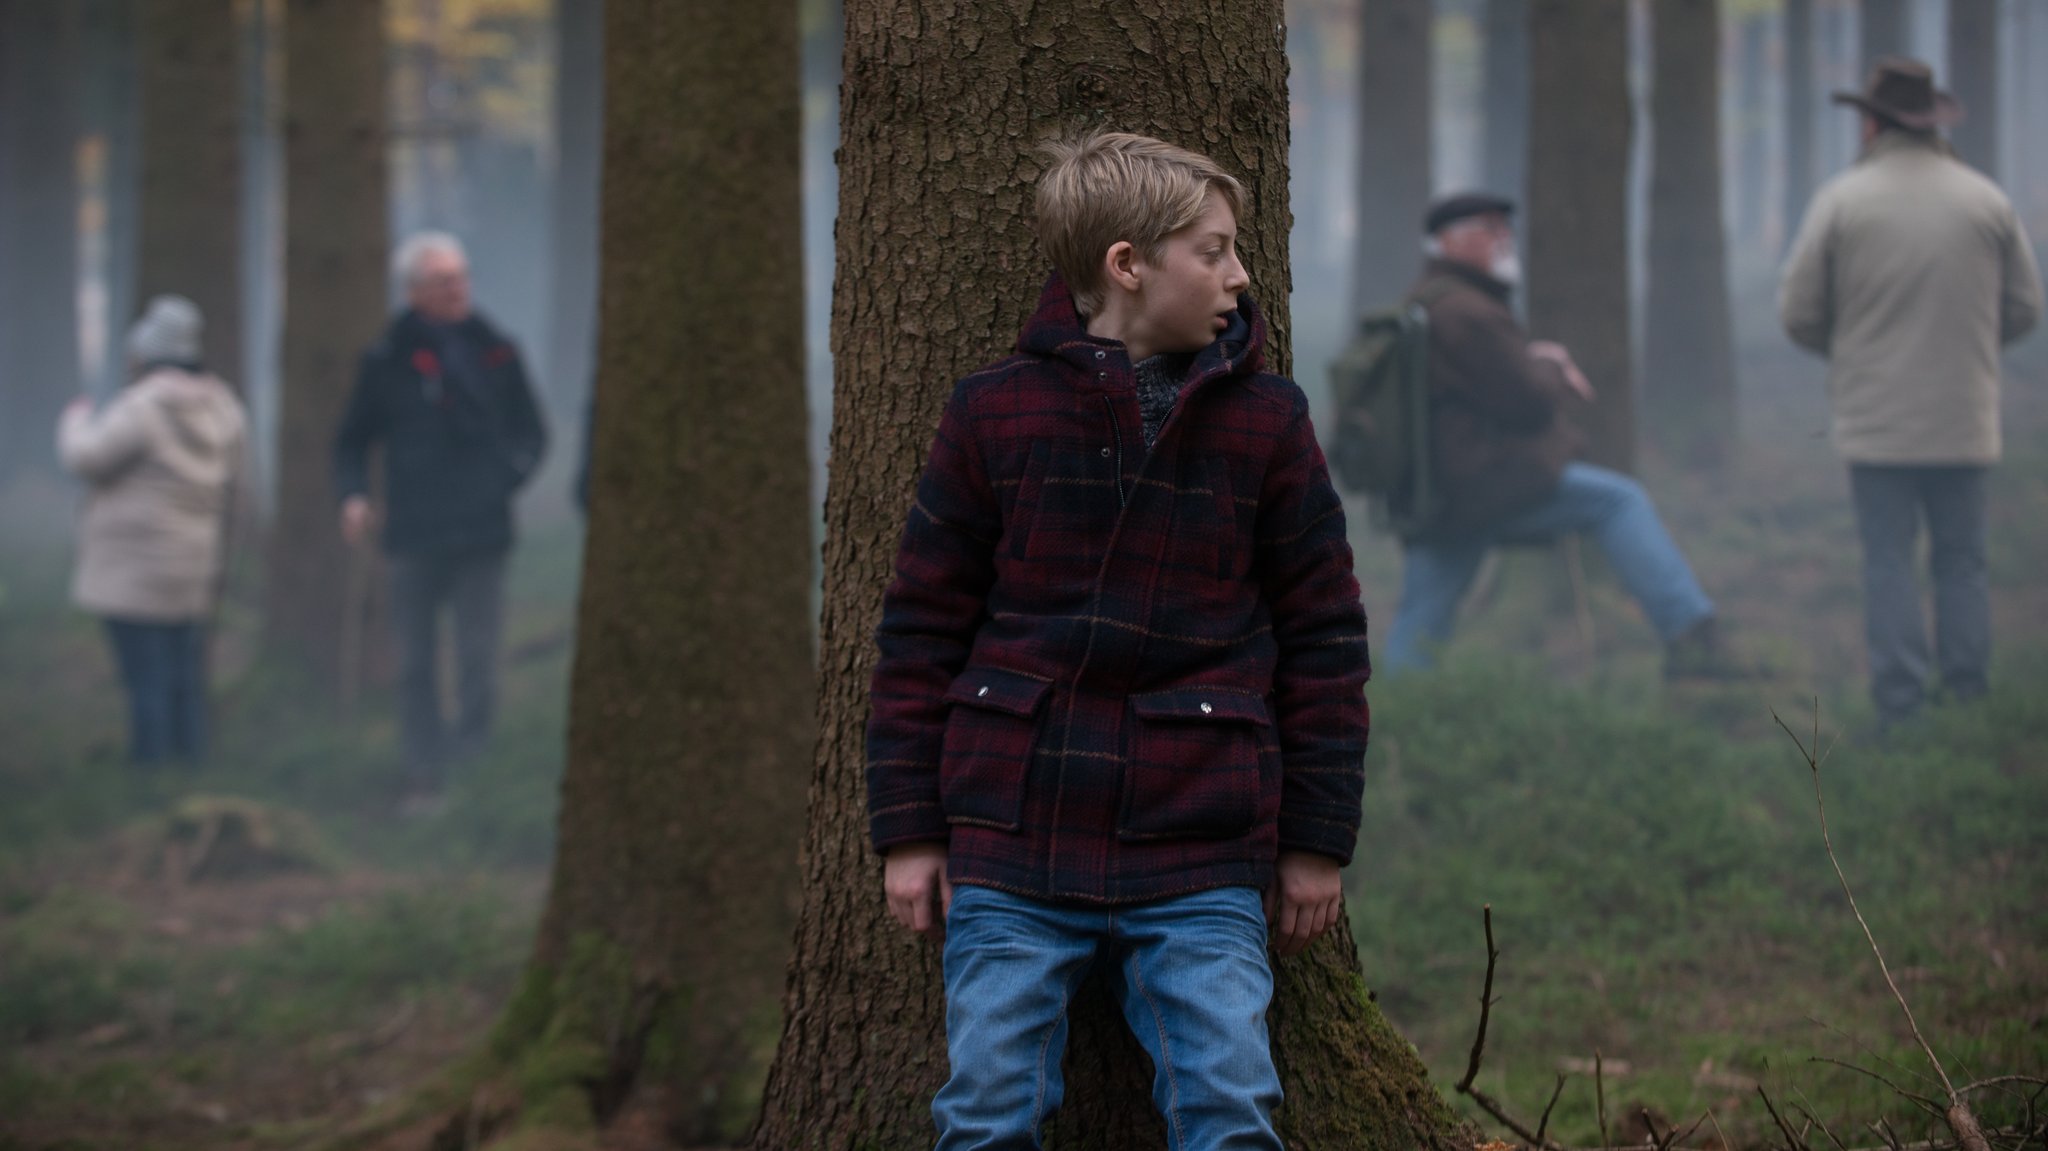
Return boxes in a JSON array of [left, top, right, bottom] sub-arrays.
[[1832, 55, 1963, 130]]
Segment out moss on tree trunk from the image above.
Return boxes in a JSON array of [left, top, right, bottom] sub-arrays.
[[749, 3, 1476, 1148], [492, 0, 815, 1144]]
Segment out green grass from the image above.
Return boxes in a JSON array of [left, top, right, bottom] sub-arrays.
[[1351, 659, 2048, 1147]]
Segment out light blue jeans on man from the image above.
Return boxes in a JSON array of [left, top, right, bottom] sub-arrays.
[[933, 884, 1283, 1151], [1384, 462, 1715, 673]]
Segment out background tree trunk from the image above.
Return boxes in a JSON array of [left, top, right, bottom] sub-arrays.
[[1860, 0, 1907, 65], [1783, 0, 1816, 249], [490, 0, 814, 1143], [1482, 0, 1530, 205], [137, 0, 242, 393], [545, 0, 602, 419], [0, 0, 82, 477], [262, 0, 388, 685], [1354, 0, 1435, 314], [1948, 0, 1997, 176], [749, 3, 1474, 1148], [1528, 0, 1635, 473], [1645, 0, 1736, 471], [80, 0, 140, 401]]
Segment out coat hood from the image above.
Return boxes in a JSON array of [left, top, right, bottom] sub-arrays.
[[134, 368, 244, 485], [1015, 271, 1268, 383]]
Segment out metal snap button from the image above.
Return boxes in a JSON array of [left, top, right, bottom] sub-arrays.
[[1199, 702, 1213, 714], [1098, 371, 1108, 380], [1100, 447, 1111, 457], [1095, 350, 1105, 360], [977, 686, 989, 697]]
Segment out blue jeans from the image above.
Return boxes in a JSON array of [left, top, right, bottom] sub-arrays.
[[1849, 464, 1989, 723], [103, 618, 208, 764], [934, 884, 1283, 1151], [1384, 463, 1715, 673]]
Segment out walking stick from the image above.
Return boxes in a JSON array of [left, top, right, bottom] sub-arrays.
[[338, 536, 371, 716]]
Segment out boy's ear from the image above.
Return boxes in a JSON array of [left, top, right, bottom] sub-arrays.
[[1102, 241, 1142, 295]]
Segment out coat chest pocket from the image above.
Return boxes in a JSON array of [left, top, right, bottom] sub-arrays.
[[939, 666, 1053, 830], [1118, 689, 1269, 841], [1008, 441, 1115, 563]]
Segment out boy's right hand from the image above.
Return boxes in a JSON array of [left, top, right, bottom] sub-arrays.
[[884, 842, 952, 943]]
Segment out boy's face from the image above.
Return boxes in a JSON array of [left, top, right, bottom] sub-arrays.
[[1134, 191, 1250, 355]]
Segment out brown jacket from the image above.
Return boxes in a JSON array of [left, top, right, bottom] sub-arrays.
[[1413, 259, 1583, 540]]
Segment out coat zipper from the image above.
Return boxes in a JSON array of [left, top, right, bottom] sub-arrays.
[[1101, 395, 1128, 507]]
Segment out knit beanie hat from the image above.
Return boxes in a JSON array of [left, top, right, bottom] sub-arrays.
[[127, 295, 204, 366]]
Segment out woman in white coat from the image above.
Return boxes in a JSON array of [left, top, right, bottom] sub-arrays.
[[57, 296, 245, 765]]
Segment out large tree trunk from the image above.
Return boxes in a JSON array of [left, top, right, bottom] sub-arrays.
[[0, 0, 82, 477], [1528, 0, 1635, 473], [262, 0, 388, 684], [1644, 0, 1736, 471], [136, 0, 242, 392], [1482, 0, 1530, 205], [545, 0, 602, 418], [1861, 0, 1907, 65], [487, 0, 814, 1144], [1354, 0, 1434, 315], [1948, 0, 1998, 176], [1783, 0, 1816, 250], [749, 3, 1475, 1149]]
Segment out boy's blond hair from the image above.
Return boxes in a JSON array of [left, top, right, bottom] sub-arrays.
[[1035, 131, 1247, 316]]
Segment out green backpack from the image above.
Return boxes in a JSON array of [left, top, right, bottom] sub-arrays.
[[1326, 279, 1455, 538]]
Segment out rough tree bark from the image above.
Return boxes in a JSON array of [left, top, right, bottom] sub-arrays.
[[749, 3, 1475, 1149], [1783, 0, 1816, 250], [137, 0, 241, 392], [0, 0, 81, 476], [262, 0, 388, 684], [1354, 0, 1435, 315], [1482, 0, 1530, 205], [1948, 0, 1998, 176], [1528, 0, 1635, 474], [1644, 0, 1736, 471], [545, 0, 602, 417], [1861, 0, 1907, 66], [484, 0, 814, 1145]]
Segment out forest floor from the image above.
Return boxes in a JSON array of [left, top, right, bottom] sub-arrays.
[[0, 316, 2044, 1150]]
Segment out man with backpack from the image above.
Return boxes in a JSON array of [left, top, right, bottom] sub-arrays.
[[1337, 193, 1735, 678]]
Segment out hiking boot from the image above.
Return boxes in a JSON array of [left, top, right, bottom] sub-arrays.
[[1663, 616, 1763, 682]]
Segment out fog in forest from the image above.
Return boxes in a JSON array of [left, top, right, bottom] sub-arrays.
[[2, 1, 2046, 1147]]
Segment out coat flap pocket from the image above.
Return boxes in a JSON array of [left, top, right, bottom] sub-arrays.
[[1130, 689, 1270, 725], [945, 667, 1053, 718]]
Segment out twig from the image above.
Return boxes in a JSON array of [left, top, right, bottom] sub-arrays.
[[1447, 905, 1571, 1151], [1758, 1083, 1813, 1151], [1867, 1120, 1904, 1151], [1773, 702, 1990, 1151], [1597, 1050, 1611, 1151], [1457, 904, 1500, 1094], [1707, 1108, 1732, 1151], [1665, 1112, 1711, 1151], [1793, 1094, 1852, 1151], [1956, 1077, 2048, 1096], [1536, 1074, 1569, 1147], [1809, 1057, 1947, 1118], [1806, 1016, 1946, 1093]]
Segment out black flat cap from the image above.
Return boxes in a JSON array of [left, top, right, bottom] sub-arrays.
[[1424, 191, 1515, 235]]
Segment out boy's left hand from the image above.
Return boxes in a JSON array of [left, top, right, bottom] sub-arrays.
[[1265, 851, 1343, 958]]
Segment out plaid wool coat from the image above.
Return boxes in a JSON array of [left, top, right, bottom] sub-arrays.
[[866, 273, 1370, 905]]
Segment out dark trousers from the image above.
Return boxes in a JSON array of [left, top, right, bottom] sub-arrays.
[[103, 618, 208, 765], [1848, 464, 1990, 723], [390, 549, 508, 787]]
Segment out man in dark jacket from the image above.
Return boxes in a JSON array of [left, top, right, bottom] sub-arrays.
[[1382, 193, 1728, 677], [335, 232, 548, 807]]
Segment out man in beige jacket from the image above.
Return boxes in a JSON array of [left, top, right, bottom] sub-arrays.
[[1780, 57, 2042, 726]]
